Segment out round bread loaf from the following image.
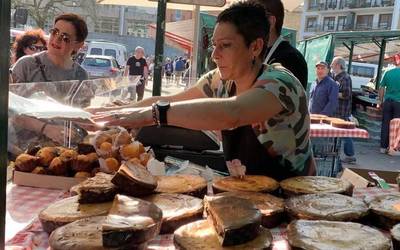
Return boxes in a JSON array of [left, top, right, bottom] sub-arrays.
[[287, 220, 391, 250], [212, 175, 279, 194], [280, 176, 354, 197], [155, 175, 207, 198], [285, 193, 368, 221], [391, 223, 400, 250], [369, 194, 400, 230]]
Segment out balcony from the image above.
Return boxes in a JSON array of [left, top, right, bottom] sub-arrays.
[[308, 0, 395, 11], [304, 21, 392, 33]]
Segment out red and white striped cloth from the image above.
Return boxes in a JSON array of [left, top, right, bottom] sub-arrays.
[[389, 118, 400, 152], [310, 123, 369, 138], [5, 185, 398, 250]]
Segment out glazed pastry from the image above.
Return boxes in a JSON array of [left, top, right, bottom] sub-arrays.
[[14, 153, 39, 172], [155, 175, 207, 198], [213, 191, 285, 228], [287, 220, 391, 250], [204, 196, 262, 246], [173, 220, 272, 250], [99, 157, 120, 173], [142, 193, 203, 234], [111, 161, 157, 196], [36, 147, 58, 167], [102, 195, 163, 247], [120, 142, 141, 160], [285, 193, 368, 221], [93, 132, 112, 149], [212, 175, 279, 194], [114, 130, 132, 147], [280, 176, 354, 197], [39, 196, 112, 233]]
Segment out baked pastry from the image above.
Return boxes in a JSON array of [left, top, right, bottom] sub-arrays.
[[173, 220, 272, 250], [49, 216, 147, 250], [77, 142, 96, 155], [77, 172, 117, 204], [59, 149, 78, 162], [71, 154, 93, 172], [114, 130, 133, 146], [139, 152, 151, 166], [285, 193, 368, 221], [280, 176, 354, 197], [213, 191, 284, 228], [111, 162, 157, 196], [49, 157, 69, 176], [14, 153, 39, 172], [322, 117, 344, 125], [155, 175, 207, 198], [99, 157, 120, 173], [74, 171, 91, 178], [204, 196, 262, 246], [369, 194, 400, 230], [120, 142, 141, 160], [102, 194, 163, 247], [142, 193, 203, 234], [39, 196, 112, 233], [310, 114, 327, 124], [391, 223, 400, 250], [331, 120, 356, 129], [287, 220, 391, 250], [32, 166, 47, 175], [36, 147, 58, 167], [212, 175, 279, 194]]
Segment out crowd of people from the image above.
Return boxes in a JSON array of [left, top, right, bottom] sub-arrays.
[[6, 0, 400, 178]]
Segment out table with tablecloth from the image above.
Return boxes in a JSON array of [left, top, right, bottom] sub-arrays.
[[310, 123, 369, 176], [390, 118, 400, 152], [5, 182, 399, 250]]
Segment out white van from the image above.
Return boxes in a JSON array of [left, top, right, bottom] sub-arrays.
[[347, 62, 378, 90], [86, 41, 128, 68]]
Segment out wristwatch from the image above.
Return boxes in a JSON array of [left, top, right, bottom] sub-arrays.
[[156, 100, 170, 126]]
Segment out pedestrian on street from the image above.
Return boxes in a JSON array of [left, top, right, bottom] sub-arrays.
[[124, 46, 148, 101]]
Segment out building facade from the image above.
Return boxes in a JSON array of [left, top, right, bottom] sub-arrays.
[[300, 0, 400, 39]]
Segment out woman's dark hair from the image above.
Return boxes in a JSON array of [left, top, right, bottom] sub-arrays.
[[13, 29, 47, 61], [217, 1, 269, 59], [54, 13, 88, 42], [250, 0, 284, 35]]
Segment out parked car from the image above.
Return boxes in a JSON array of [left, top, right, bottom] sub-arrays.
[[82, 55, 122, 79], [86, 41, 128, 67]]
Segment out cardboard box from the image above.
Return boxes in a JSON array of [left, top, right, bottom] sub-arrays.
[[340, 167, 400, 188], [12, 170, 87, 190]]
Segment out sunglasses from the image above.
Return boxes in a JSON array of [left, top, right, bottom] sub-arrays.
[[49, 28, 74, 44], [27, 45, 46, 51]]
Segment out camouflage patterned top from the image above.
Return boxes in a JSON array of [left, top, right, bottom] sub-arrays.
[[195, 63, 312, 174]]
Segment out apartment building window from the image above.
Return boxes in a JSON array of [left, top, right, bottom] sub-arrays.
[[378, 14, 392, 30], [359, 0, 372, 7], [337, 16, 347, 31], [94, 17, 119, 34], [323, 17, 335, 31], [355, 15, 373, 30], [306, 17, 318, 32], [308, 0, 319, 10], [326, 0, 337, 9]]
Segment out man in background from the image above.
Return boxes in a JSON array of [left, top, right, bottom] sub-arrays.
[[331, 56, 356, 163], [378, 62, 400, 155], [309, 61, 339, 116], [124, 46, 148, 101], [251, 0, 308, 89]]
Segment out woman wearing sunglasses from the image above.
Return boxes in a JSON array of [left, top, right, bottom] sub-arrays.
[[11, 13, 88, 83], [11, 29, 47, 65]]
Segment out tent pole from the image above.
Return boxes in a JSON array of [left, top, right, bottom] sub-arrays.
[[0, 0, 10, 248], [152, 0, 167, 96], [190, 5, 200, 86], [347, 41, 354, 74], [376, 39, 386, 90]]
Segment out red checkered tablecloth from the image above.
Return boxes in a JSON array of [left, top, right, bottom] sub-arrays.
[[5, 185, 399, 250], [310, 123, 369, 138], [390, 118, 400, 152]]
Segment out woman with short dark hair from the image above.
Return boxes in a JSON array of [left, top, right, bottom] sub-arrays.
[[12, 29, 47, 63]]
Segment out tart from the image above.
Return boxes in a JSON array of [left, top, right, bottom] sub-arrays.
[[285, 193, 368, 221], [391, 223, 400, 250], [102, 194, 163, 247], [155, 175, 207, 198], [111, 162, 157, 196], [77, 172, 117, 204], [49, 216, 147, 250], [368, 194, 400, 230], [287, 220, 391, 250], [39, 196, 112, 233], [212, 175, 279, 194], [204, 196, 261, 246], [213, 191, 284, 228], [280, 176, 354, 197], [142, 193, 203, 234], [173, 220, 272, 250]]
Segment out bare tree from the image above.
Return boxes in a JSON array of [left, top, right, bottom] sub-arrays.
[[11, 0, 97, 29]]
